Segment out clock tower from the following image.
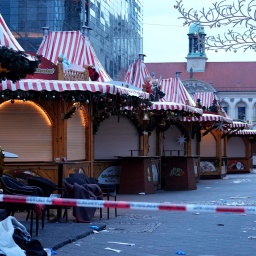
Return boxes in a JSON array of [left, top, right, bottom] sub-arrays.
[[186, 22, 208, 72]]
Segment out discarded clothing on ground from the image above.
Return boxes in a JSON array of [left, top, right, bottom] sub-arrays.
[[0, 216, 47, 256], [65, 182, 103, 223]]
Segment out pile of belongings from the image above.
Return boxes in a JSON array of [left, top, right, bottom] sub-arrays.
[[0, 216, 49, 256]]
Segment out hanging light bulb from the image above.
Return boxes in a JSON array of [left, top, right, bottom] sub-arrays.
[[143, 112, 150, 121]]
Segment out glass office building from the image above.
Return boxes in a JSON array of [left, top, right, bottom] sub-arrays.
[[0, 0, 143, 80]]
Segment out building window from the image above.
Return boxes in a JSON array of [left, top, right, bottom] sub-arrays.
[[222, 106, 228, 115], [238, 106, 246, 121]]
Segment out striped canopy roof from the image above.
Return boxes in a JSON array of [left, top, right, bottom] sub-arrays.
[[235, 129, 256, 135], [181, 113, 233, 123], [192, 92, 216, 108], [227, 121, 250, 129], [160, 77, 196, 106], [123, 57, 197, 108], [151, 102, 203, 115], [123, 58, 150, 88], [37, 31, 112, 82], [0, 79, 149, 99], [0, 14, 24, 51]]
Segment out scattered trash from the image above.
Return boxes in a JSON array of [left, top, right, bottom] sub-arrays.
[[248, 236, 256, 239], [43, 248, 51, 256], [220, 199, 227, 204], [138, 192, 145, 195], [241, 213, 246, 216], [176, 250, 185, 255], [92, 230, 99, 234], [108, 241, 135, 246], [105, 247, 121, 253], [217, 224, 224, 226], [50, 248, 57, 254], [89, 225, 100, 231], [194, 212, 200, 215]]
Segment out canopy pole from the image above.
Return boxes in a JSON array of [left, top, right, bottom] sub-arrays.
[[82, 0, 86, 27]]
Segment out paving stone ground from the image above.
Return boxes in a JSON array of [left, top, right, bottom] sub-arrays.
[[14, 172, 256, 256]]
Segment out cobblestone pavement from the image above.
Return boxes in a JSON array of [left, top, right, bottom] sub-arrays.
[[55, 173, 256, 256]]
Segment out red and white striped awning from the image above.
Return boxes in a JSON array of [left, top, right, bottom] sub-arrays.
[[37, 31, 112, 82], [193, 92, 215, 107], [181, 113, 233, 123], [123, 63, 134, 85], [235, 129, 256, 135], [160, 77, 196, 106], [150, 102, 203, 115], [0, 14, 24, 51], [123, 58, 150, 89], [0, 79, 149, 99], [227, 121, 249, 129]]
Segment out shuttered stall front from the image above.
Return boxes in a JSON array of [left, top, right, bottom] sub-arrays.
[[67, 108, 86, 161], [94, 116, 139, 159], [162, 125, 185, 156], [227, 137, 248, 173], [227, 137, 246, 157], [191, 137, 198, 156], [200, 131, 220, 175], [200, 131, 216, 157], [0, 100, 52, 162]]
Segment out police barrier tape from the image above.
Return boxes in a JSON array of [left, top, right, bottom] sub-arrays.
[[0, 194, 256, 214]]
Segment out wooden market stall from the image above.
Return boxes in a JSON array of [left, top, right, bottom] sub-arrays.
[[121, 57, 203, 192], [225, 122, 254, 173], [0, 78, 150, 185], [181, 91, 234, 179]]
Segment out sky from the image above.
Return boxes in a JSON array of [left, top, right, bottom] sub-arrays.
[[143, 0, 256, 63]]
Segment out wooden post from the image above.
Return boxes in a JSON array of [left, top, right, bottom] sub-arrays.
[[52, 100, 67, 160], [85, 103, 94, 177], [186, 122, 192, 156], [216, 130, 222, 175], [57, 56, 64, 80], [142, 132, 149, 156], [0, 148, 4, 176]]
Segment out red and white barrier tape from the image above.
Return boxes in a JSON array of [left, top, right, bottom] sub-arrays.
[[0, 194, 255, 214]]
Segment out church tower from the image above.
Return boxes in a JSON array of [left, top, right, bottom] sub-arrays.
[[186, 22, 208, 72]]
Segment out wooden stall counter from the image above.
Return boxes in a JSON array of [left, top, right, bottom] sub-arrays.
[[161, 156, 198, 190], [118, 156, 160, 195], [227, 157, 252, 173]]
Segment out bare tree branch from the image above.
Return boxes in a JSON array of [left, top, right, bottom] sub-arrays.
[[174, 0, 256, 52]]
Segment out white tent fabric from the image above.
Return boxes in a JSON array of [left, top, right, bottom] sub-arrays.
[[37, 31, 112, 82], [0, 14, 24, 51]]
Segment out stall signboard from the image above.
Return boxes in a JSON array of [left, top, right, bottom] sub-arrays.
[[97, 165, 121, 185], [227, 159, 247, 172], [25, 53, 58, 80]]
